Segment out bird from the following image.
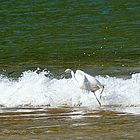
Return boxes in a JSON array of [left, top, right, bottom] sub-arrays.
[[64, 69, 104, 106]]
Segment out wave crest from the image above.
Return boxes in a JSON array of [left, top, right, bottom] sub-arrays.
[[0, 70, 140, 107]]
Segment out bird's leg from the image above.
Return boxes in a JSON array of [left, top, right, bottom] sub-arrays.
[[93, 92, 101, 106], [99, 85, 104, 99]]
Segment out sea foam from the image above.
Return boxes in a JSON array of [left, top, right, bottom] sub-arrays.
[[0, 70, 140, 108]]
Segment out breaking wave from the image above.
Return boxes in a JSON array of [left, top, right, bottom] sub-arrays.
[[0, 69, 140, 108]]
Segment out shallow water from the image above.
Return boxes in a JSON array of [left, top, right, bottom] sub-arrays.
[[0, 107, 140, 140], [0, 0, 140, 139]]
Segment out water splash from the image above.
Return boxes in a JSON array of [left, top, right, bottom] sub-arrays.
[[0, 69, 140, 108]]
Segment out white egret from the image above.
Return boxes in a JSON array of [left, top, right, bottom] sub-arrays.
[[65, 69, 104, 106]]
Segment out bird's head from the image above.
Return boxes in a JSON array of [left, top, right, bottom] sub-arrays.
[[65, 69, 72, 74]]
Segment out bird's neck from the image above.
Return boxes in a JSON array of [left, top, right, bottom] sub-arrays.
[[71, 70, 75, 79]]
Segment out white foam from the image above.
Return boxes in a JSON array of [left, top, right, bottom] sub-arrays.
[[0, 70, 140, 108]]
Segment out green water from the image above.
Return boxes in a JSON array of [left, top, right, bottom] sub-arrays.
[[0, 0, 140, 76], [0, 0, 140, 139]]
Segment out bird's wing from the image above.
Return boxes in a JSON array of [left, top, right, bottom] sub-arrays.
[[76, 70, 103, 89], [75, 71, 91, 91], [76, 70, 97, 83], [80, 75, 91, 91]]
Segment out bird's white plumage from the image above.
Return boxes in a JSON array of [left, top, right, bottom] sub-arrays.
[[65, 69, 104, 106], [75, 70, 103, 92]]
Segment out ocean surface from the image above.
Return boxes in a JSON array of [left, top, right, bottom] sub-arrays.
[[0, 0, 140, 139]]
